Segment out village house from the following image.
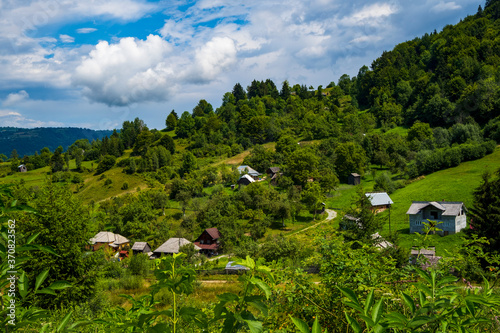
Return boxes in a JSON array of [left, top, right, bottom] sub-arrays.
[[365, 192, 393, 212], [406, 201, 467, 235], [152, 238, 200, 258], [89, 231, 130, 252], [237, 165, 261, 180], [237, 174, 255, 186], [193, 227, 221, 256]]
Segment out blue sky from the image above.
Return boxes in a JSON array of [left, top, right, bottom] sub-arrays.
[[0, 0, 482, 130]]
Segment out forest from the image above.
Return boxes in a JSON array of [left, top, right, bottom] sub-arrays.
[[1, 1, 500, 332]]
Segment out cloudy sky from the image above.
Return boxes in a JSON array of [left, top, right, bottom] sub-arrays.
[[0, 0, 481, 130]]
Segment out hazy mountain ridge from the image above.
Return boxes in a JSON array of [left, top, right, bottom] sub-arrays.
[[0, 127, 113, 157]]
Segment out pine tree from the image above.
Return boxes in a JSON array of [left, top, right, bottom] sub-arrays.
[[468, 169, 500, 256]]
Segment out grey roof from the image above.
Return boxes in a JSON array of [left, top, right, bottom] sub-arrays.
[[268, 167, 281, 173], [131, 242, 150, 251], [406, 201, 466, 216], [237, 165, 260, 176], [225, 261, 250, 270], [153, 238, 201, 254], [372, 233, 393, 249], [90, 231, 129, 246], [350, 173, 360, 177], [365, 192, 393, 206]]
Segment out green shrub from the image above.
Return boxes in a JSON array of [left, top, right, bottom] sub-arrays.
[[121, 182, 129, 190], [104, 178, 113, 186], [119, 274, 143, 290], [128, 253, 150, 276], [96, 155, 116, 174]]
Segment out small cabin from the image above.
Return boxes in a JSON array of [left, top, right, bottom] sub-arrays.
[[238, 174, 255, 187], [348, 173, 360, 185], [131, 242, 152, 255], [18, 164, 27, 173], [193, 228, 221, 256]]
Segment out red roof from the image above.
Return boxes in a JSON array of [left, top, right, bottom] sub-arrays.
[[205, 228, 221, 240], [193, 242, 219, 250]]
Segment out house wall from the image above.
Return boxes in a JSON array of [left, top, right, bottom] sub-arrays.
[[197, 232, 215, 244], [409, 213, 467, 235]]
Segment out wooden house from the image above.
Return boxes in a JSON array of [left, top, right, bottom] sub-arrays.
[[348, 173, 360, 185], [18, 164, 27, 172], [131, 242, 152, 255], [407, 201, 467, 235], [193, 228, 221, 256], [267, 167, 281, 184]]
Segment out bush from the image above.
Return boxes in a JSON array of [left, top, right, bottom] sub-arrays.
[[104, 178, 113, 186], [119, 274, 144, 290], [71, 174, 83, 184], [128, 253, 150, 276], [96, 155, 116, 174], [373, 172, 396, 194], [121, 182, 129, 190]]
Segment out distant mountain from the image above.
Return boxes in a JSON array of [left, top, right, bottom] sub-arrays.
[[0, 127, 113, 157]]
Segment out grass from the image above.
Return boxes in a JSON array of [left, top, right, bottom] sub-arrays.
[[376, 146, 500, 255]]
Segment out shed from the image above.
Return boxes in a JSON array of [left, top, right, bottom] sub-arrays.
[[131, 242, 152, 255], [152, 238, 200, 258], [18, 164, 27, 173], [348, 173, 360, 185]]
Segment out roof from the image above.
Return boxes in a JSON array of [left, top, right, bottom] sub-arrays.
[[371, 233, 393, 249], [225, 261, 250, 270], [131, 242, 150, 251], [237, 165, 260, 176], [365, 192, 393, 206], [406, 201, 466, 216], [239, 174, 255, 183], [350, 173, 361, 177], [410, 247, 436, 256], [268, 167, 280, 173], [205, 228, 221, 240], [90, 231, 129, 246], [153, 238, 201, 254], [193, 242, 219, 250]]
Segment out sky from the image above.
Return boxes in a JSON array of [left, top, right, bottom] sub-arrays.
[[0, 0, 482, 130]]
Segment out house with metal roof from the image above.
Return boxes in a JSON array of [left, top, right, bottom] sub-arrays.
[[237, 165, 261, 179], [406, 201, 467, 235], [237, 174, 255, 186], [89, 231, 130, 252], [365, 192, 393, 212], [152, 238, 201, 258]]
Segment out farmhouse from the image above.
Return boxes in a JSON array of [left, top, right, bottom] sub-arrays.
[[152, 238, 200, 258], [365, 192, 393, 212], [193, 227, 221, 256], [237, 165, 261, 180], [89, 231, 129, 252], [237, 174, 255, 186], [406, 201, 467, 235]]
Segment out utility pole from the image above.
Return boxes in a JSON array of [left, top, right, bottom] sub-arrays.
[[388, 201, 391, 234]]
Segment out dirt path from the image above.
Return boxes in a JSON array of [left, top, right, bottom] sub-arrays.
[[292, 209, 337, 235]]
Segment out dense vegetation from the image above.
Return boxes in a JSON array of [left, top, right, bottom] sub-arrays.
[[1, 1, 500, 332]]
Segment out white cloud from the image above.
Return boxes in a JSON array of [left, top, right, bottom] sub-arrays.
[[60, 34, 75, 43], [77, 28, 97, 34], [0, 109, 63, 127], [342, 3, 398, 26], [432, 1, 461, 13], [3, 90, 29, 106]]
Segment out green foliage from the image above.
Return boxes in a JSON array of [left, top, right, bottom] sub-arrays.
[[373, 172, 396, 194], [95, 155, 116, 175]]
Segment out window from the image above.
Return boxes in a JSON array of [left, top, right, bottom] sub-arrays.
[[430, 211, 438, 219]]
